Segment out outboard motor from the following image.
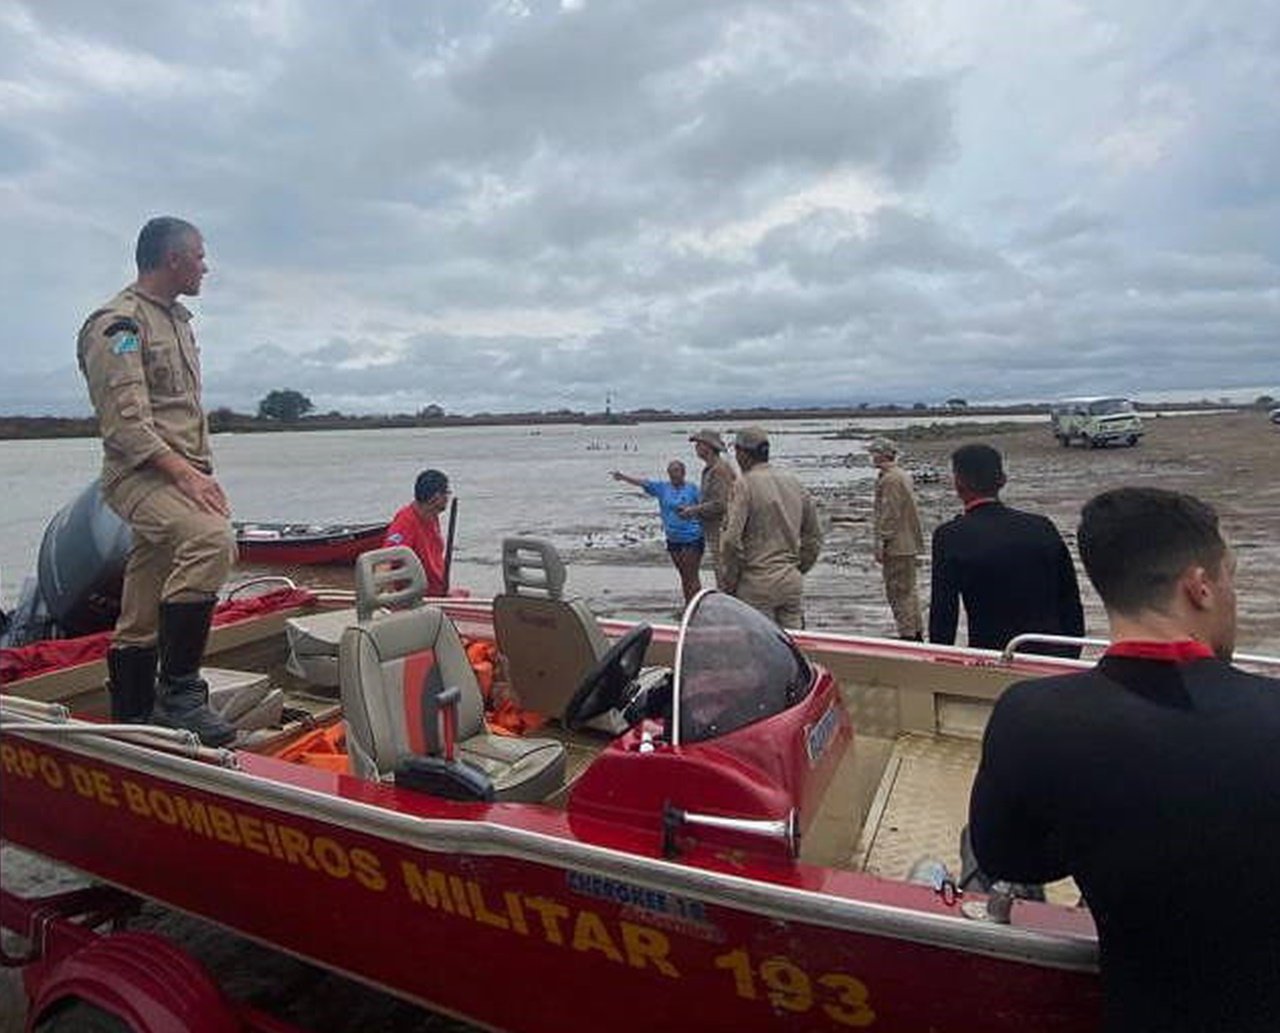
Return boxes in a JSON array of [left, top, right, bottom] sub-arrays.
[[35, 479, 132, 638], [0, 576, 52, 647]]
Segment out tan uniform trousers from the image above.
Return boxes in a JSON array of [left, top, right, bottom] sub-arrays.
[[105, 468, 236, 648], [882, 555, 922, 638], [705, 530, 726, 589], [735, 569, 805, 630]]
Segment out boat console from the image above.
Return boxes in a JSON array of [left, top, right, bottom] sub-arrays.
[[566, 592, 851, 862]]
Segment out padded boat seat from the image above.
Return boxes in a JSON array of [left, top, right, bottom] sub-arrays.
[[493, 595, 609, 719], [493, 537, 626, 733], [205, 668, 284, 732], [285, 608, 358, 687], [285, 540, 446, 688], [339, 549, 565, 803]]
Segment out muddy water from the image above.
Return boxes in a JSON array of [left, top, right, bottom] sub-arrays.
[[4, 411, 1279, 1030], [6, 412, 1273, 647], [1, 415, 1035, 628]]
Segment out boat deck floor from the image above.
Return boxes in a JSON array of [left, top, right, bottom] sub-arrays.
[[855, 732, 979, 880], [804, 731, 1079, 904]]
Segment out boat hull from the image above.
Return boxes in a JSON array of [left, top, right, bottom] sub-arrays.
[[1, 731, 1100, 1032], [235, 523, 388, 566]]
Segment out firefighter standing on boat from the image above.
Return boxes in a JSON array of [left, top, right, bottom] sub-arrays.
[[76, 216, 236, 747]]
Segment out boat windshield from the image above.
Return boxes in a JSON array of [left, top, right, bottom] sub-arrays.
[[673, 591, 813, 745], [1086, 398, 1134, 415]]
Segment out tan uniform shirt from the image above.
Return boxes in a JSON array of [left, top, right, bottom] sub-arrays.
[[720, 462, 822, 596], [77, 285, 212, 488], [685, 457, 737, 540], [873, 464, 924, 559]]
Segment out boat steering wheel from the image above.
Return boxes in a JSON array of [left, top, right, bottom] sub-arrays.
[[564, 624, 653, 731]]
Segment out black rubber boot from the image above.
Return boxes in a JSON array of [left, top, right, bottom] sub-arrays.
[[106, 646, 157, 722], [153, 599, 236, 748]]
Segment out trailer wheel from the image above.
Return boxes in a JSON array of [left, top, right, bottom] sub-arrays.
[[35, 999, 132, 1032]]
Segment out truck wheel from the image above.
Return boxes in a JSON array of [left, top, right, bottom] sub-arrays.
[[35, 1000, 132, 1032], [1057, 434, 1070, 447], [1126, 435, 1138, 446]]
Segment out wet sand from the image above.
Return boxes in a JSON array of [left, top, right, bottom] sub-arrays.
[[816, 409, 1280, 654], [4, 410, 1278, 1030]]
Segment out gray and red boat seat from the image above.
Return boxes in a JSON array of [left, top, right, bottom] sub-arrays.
[[338, 547, 566, 803], [283, 538, 438, 688], [281, 543, 409, 690]]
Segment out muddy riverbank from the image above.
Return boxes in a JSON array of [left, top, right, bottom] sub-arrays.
[[816, 409, 1280, 653]]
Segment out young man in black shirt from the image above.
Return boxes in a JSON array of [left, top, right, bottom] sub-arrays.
[[969, 487, 1280, 1032], [929, 443, 1084, 656]]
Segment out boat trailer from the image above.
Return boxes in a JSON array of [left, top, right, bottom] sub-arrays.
[[1, 883, 299, 1032]]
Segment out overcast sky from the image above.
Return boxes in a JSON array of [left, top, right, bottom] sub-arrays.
[[2, 0, 1277, 416]]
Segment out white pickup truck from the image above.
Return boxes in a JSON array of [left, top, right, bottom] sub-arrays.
[[1050, 397, 1144, 448]]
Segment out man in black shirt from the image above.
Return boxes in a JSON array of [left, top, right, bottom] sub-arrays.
[[929, 443, 1083, 656], [970, 487, 1280, 1032]]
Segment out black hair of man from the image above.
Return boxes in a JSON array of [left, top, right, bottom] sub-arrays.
[[136, 217, 199, 273], [414, 469, 449, 502], [1078, 486, 1226, 616], [951, 443, 1004, 496], [737, 442, 770, 462]]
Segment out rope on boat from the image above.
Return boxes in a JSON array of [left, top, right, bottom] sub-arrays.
[[0, 696, 70, 721], [0, 700, 239, 768]]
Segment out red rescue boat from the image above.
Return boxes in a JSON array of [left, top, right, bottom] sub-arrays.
[[1, 542, 1120, 1032], [234, 521, 388, 566]]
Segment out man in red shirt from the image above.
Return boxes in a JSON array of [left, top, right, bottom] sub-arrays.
[[383, 469, 450, 596]]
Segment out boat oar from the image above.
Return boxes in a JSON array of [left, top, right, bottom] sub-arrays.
[[443, 496, 459, 594]]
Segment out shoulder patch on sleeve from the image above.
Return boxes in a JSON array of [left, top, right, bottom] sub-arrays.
[[104, 318, 140, 337], [111, 334, 140, 356]]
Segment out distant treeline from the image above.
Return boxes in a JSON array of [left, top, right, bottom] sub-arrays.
[[0, 398, 1268, 442]]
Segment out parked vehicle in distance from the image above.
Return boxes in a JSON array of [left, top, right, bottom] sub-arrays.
[[1270, 406, 1280, 425], [1050, 397, 1144, 448]]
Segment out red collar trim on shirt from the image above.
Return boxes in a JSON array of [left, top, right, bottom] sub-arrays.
[[1104, 640, 1215, 662], [963, 497, 999, 512]]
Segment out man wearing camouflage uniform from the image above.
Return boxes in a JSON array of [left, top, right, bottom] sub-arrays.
[[77, 216, 236, 746], [720, 426, 823, 628]]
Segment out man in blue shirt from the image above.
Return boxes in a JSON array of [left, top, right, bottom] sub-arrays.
[[612, 461, 704, 604]]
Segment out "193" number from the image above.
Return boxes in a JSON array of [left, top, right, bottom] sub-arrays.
[[713, 947, 876, 1027]]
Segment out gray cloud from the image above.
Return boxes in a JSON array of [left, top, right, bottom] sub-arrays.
[[1, 0, 1278, 417]]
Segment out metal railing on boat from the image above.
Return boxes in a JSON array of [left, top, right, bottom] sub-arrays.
[[221, 575, 364, 611], [222, 573, 300, 600], [1002, 633, 1280, 671]]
